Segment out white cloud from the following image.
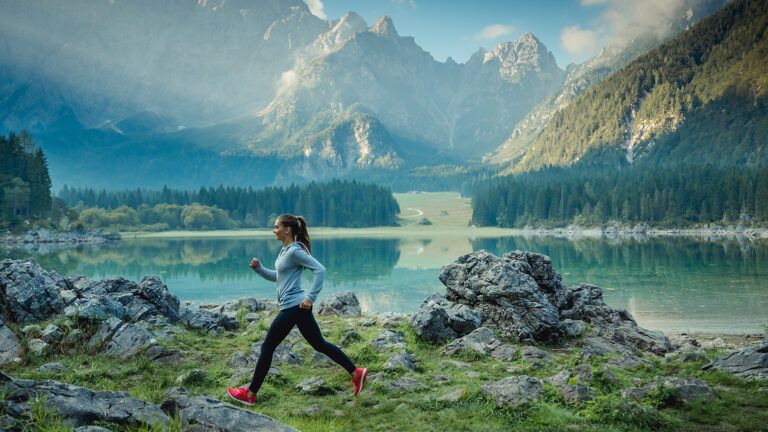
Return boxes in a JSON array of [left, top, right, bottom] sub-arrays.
[[562, 0, 693, 62], [390, 0, 417, 6], [599, 0, 688, 44], [304, 0, 326, 20], [561, 26, 599, 58], [475, 24, 515, 40]]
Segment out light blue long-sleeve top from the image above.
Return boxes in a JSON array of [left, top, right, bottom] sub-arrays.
[[253, 241, 326, 310]]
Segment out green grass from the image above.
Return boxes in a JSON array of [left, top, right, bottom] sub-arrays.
[[3, 313, 767, 431]]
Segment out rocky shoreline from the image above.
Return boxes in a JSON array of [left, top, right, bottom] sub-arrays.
[[0, 228, 121, 245], [0, 251, 766, 430], [515, 224, 768, 239]]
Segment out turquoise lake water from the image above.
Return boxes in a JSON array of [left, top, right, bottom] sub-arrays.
[[2, 235, 767, 334]]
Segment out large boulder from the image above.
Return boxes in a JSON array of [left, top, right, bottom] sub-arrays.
[[1, 371, 171, 428], [0, 259, 65, 323], [482, 375, 544, 407], [704, 338, 768, 380], [317, 291, 361, 316], [160, 394, 297, 431], [439, 250, 561, 343], [0, 316, 20, 365]]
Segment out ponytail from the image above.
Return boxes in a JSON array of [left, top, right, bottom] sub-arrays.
[[295, 216, 312, 254], [277, 214, 312, 254]]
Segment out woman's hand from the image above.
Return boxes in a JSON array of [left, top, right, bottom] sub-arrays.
[[249, 258, 261, 271], [299, 299, 313, 310]]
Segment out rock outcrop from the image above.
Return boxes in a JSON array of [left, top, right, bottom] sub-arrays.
[[704, 338, 768, 380], [412, 250, 673, 358], [1, 372, 295, 430], [318, 291, 362, 316]]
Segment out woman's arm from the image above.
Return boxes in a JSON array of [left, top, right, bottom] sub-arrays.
[[250, 257, 277, 282], [291, 248, 325, 303]]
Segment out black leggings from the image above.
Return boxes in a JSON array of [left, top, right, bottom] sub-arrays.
[[249, 305, 356, 393]]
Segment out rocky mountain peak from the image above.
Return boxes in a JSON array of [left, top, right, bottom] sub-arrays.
[[314, 11, 368, 53], [370, 16, 398, 38]]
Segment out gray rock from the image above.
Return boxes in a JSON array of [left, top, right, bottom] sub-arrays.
[[317, 291, 361, 316], [704, 338, 768, 380], [0, 259, 65, 323], [41, 324, 65, 344], [176, 369, 208, 387], [0, 320, 20, 365], [102, 322, 156, 359], [27, 338, 50, 356], [244, 313, 260, 322], [562, 319, 586, 337], [136, 277, 181, 322], [482, 375, 544, 407], [440, 251, 562, 343], [60, 290, 79, 305], [65, 297, 127, 321], [160, 394, 297, 431], [370, 330, 407, 352], [227, 352, 250, 369], [311, 352, 336, 366], [1, 371, 171, 428], [296, 376, 332, 395], [383, 351, 418, 372], [621, 377, 716, 406], [38, 362, 64, 373], [382, 377, 425, 393], [442, 327, 517, 361], [562, 384, 595, 404], [522, 346, 554, 364], [410, 304, 457, 344], [180, 307, 238, 334], [144, 345, 184, 366]]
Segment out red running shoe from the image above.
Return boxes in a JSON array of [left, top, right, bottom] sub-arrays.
[[352, 367, 368, 396], [227, 387, 257, 406]]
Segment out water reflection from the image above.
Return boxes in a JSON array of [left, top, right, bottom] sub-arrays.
[[2, 235, 767, 333], [474, 236, 768, 334]]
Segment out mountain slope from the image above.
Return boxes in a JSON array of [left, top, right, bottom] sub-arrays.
[[514, 0, 767, 171], [488, 0, 727, 168]]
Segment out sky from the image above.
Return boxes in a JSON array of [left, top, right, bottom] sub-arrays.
[[306, 0, 699, 68]]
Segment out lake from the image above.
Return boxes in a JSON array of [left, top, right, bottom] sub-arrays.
[[2, 234, 767, 334]]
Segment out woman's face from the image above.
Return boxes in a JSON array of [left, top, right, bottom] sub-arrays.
[[273, 218, 292, 242]]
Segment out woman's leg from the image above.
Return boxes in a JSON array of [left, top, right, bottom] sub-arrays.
[[248, 307, 300, 393], [296, 308, 356, 374]]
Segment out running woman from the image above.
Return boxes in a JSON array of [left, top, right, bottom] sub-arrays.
[[227, 214, 368, 405]]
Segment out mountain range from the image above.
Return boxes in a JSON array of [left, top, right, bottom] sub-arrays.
[[0, 0, 743, 189]]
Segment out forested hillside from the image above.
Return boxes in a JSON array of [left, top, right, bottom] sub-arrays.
[[59, 180, 400, 229], [516, 0, 767, 171], [472, 165, 768, 227], [0, 132, 52, 227]]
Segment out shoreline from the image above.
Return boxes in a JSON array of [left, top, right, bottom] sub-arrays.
[[119, 225, 768, 239]]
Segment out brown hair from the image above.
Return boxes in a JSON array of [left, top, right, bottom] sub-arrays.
[[277, 214, 312, 254]]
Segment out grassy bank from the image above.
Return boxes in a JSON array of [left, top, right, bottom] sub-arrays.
[[3, 312, 767, 431]]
